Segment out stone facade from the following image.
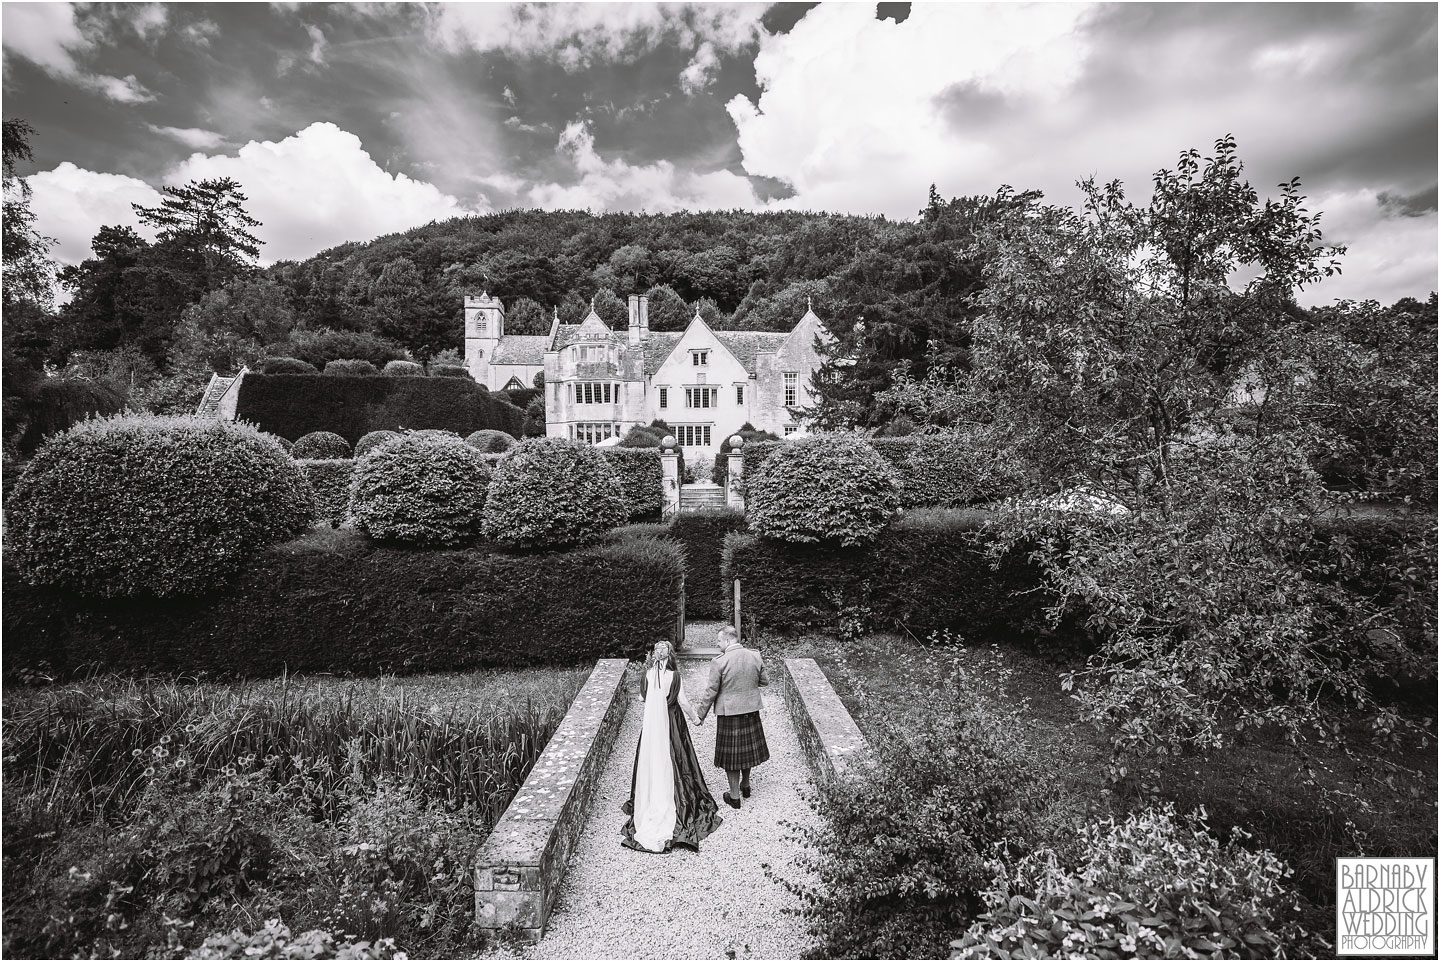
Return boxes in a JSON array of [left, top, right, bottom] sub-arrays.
[[474, 658, 630, 941], [465, 292, 829, 463]]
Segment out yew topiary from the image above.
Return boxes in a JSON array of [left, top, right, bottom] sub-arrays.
[[292, 431, 351, 459], [465, 429, 514, 454], [254, 356, 318, 375], [7, 414, 314, 597], [354, 430, 401, 458], [382, 359, 425, 377], [483, 437, 627, 550], [322, 358, 380, 377], [349, 434, 492, 547], [746, 435, 899, 546]]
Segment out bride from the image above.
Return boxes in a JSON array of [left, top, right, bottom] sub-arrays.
[[621, 641, 723, 853]]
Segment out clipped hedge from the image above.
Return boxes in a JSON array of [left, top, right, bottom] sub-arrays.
[[670, 508, 748, 619], [350, 435, 492, 547], [354, 430, 401, 458], [292, 431, 351, 459], [430, 364, 471, 378], [234, 374, 526, 444], [255, 356, 318, 375], [869, 436, 1010, 507], [721, 509, 1051, 640], [597, 446, 664, 520], [323, 358, 381, 377], [465, 429, 514, 454], [14, 378, 129, 457], [296, 458, 353, 527], [7, 415, 314, 598], [747, 435, 900, 546], [382, 360, 425, 377], [3, 534, 685, 677], [483, 438, 628, 550]]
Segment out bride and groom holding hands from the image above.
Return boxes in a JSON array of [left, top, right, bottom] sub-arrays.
[[621, 625, 770, 854]]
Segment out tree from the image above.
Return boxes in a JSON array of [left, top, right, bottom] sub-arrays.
[[2, 118, 58, 310], [505, 296, 548, 335], [953, 137, 1384, 774], [132, 177, 262, 293], [641, 284, 691, 331]]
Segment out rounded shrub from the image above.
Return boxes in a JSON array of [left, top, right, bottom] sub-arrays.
[[465, 429, 514, 454], [255, 355, 319, 375], [747, 435, 899, 546], [7, 414, 314, 598], [322, 358, 380, 377], [261, 433, 293, 455], [349, 434, 492, 547], [382, 359, 425, 377], [429, 364, 471, 378], [292, 431, 351, 459], [354, 430, 401, 458], [483, 437, 628, 550]]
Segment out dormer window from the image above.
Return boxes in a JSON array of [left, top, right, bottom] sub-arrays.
[[691, 351, 708, 366]]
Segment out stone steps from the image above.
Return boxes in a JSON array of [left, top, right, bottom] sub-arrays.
[[195, 374, 237, 418]]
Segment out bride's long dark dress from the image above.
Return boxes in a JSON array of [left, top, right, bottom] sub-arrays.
[[621, 668, 723, 852]]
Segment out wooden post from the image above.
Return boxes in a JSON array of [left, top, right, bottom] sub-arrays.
[[733, 578, 741, 638]]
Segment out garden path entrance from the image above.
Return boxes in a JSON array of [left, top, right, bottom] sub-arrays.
[[525, 621, 819, 959]]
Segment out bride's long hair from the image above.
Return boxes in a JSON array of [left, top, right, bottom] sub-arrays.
[[644, 641, 675, 678]]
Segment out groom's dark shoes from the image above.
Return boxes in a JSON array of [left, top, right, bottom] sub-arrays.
[[723, 791, 741, 809]]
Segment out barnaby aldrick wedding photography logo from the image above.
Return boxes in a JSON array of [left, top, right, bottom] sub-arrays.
[[1337, 857, 1435, 957]]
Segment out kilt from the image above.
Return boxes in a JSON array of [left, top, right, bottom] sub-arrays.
[[714, 711, 770, 770]]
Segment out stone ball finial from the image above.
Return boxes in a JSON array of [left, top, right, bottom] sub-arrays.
[[661, 435, 678, 449], [729, 434, 744, 448]]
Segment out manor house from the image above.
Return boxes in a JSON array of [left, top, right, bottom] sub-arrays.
[[464, 293, 827, 460]]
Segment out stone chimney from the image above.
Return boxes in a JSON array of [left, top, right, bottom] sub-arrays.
[[628, 294, 641, 345], [638, 295, 649, 340]]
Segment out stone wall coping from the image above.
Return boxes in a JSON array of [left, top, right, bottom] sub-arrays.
[[474, 657, 630, 941], [781, 657, 872, 787]]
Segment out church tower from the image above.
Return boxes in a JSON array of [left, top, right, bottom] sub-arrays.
[[464, 292, 505, 385]]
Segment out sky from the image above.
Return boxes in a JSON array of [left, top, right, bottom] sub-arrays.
[[2, 1, 1435, 306]]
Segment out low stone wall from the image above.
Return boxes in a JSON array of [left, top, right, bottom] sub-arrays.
[[781, 657, 871, 787], [474, 657, 630, 941]]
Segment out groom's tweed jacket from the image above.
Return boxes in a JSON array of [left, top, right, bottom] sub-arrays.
[[695, 643, 768, 720]]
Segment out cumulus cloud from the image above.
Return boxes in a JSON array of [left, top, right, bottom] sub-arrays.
[[28, 123, 475, 266], [427, 2, 764, 68], [1, 2, 156, 102], [725, 2, 1436, 302], [1299, 188, 1439, 305], [527, 120, 756, 212], [181, 18, 220, 47], [27, 163, 163, 264]]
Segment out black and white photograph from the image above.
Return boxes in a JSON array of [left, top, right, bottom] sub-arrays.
[[1, 2, 1436, 959]]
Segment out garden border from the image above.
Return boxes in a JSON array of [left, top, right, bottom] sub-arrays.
[[473, 657, 630, 941], [781, 657, 871, 787]]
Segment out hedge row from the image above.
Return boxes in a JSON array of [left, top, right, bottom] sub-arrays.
[[720, 508, 1057, 641], [3, 534, 685, 678], [741, 437, 1005, 508], [235, 374, 525, 445], [669, 509, 748, 619], [596, 447, 664, 520], [296, 459, 354, 527]]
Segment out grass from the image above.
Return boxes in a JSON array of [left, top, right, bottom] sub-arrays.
[[760, 627, 1438, 932], [2, 665, 589, 959]]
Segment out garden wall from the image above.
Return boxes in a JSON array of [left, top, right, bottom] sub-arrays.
[[235, 374, 526, 444], [4, 534, 685, 678]]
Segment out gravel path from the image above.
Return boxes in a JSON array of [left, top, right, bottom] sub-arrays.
[[526, 657, 819, 960]]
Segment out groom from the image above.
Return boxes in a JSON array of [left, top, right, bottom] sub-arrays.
[[694, 625, 770, 809]]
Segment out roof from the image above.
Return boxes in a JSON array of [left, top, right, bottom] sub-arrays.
[[641, 333, 684, 374], [491, 335, 549, 366], [550, 323, 628, 352], [714, 331, 790, 374]]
